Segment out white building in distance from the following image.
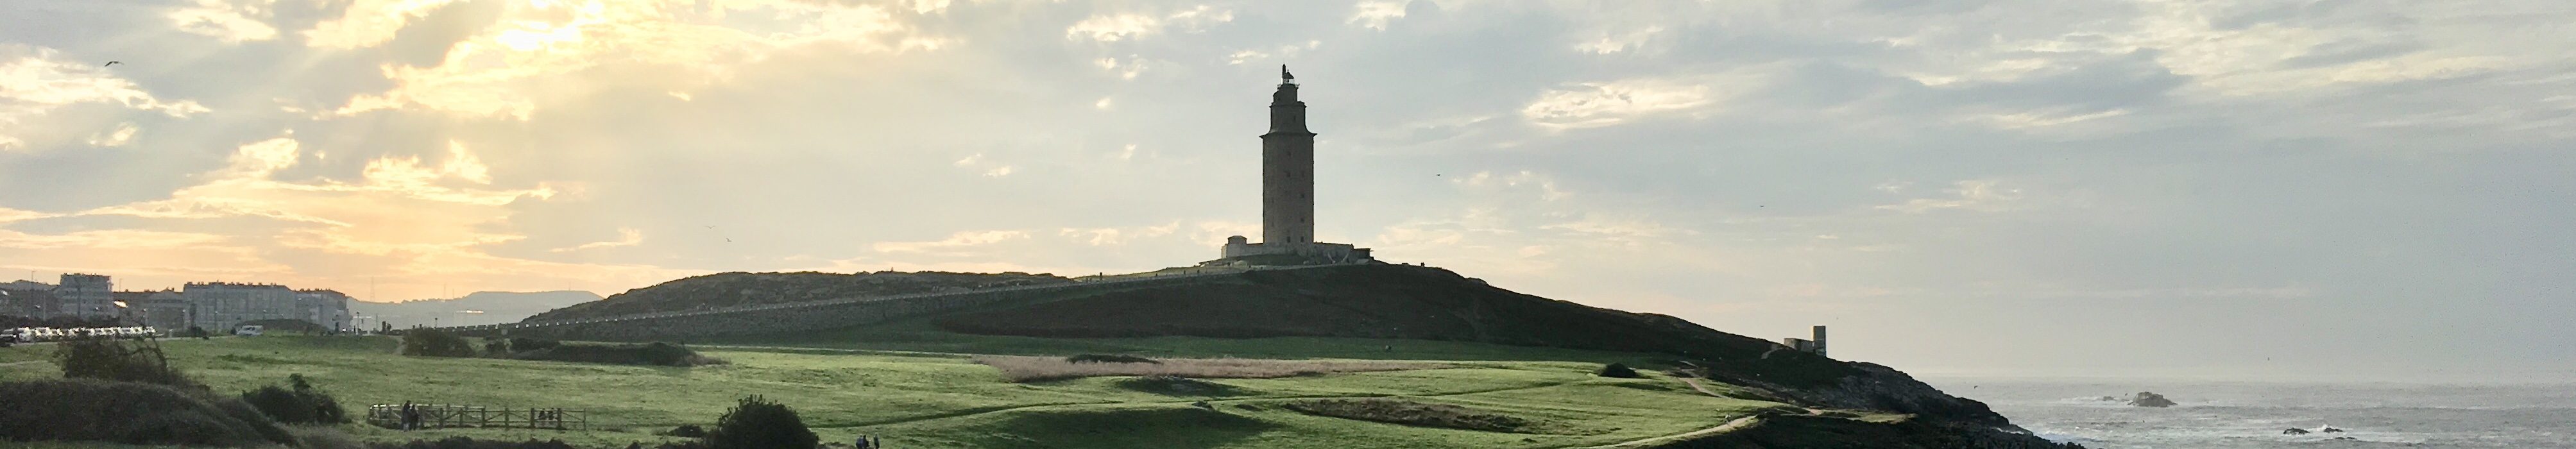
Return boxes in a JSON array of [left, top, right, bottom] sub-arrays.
[[185, 282, 297, 330], [52, 274, 115, 319]]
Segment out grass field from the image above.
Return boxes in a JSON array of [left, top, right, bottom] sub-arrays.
[[0, 335, 1790, 448], [687, 317, 1662, 364]]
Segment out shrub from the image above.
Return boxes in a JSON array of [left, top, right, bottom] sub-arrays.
[[0, 378, 296, 447], [1066, 353, 1159, 364], [241, 374, 348, 424], [1281, 398, 1542, 433], [664, 424, 708, 437], [183, 326, 213, 339], [365, 437, 580, 449], [508, 337, 560, 352], [705, 396, 816, 449], [237, 319, 328, 334], [289, 425, 366, 449], [1113, 375, 1243, 396], [399, 328, 476, 357], [1597, 362, 1642, 378], [508, 342, 723, 367], [973, 355, 1438, 382], [54, 339, 196, 388]]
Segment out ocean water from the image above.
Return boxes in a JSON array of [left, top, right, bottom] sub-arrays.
[[1920, 377, 2576, 448]]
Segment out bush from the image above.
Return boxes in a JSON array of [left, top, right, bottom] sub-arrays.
[[399, 328, 476, 357], [237, 319, 329, 334], [0, 378, 296, 447], [289, 425, 366, 449], [242, 374, 348, 424], [705, 396, 816, 449], [1113, 375, 1243, 396], [508, 337, 560, 352], [1066, 353, 1159, 364], [974, 355, 1436, 382], [1281, 398, 1544, 433], [508, 342, 723, 367], [664, 424, 708, 437], [1597, 362, 1642, 378], [365, 437, 579, 449], [55, 339, 197, 388], [183, 326, 213, 339]]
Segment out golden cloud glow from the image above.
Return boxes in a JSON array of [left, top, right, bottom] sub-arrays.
[[334, 0, 944, 120]]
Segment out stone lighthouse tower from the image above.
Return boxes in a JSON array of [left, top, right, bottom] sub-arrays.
[[1215, 66, 1372, 264], [1263, 65, 1316, 246]]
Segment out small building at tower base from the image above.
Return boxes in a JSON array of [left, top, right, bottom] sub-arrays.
[[1213, 235, 1374, 266]]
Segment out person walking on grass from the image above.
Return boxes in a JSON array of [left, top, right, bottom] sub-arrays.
[[400, 402, 420, 430]]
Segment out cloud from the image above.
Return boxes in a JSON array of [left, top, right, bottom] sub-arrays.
[[873, 230, 1028, 254], [1876, 180, 2024, 214], [331, 0, 943, 120], [1521, 76, 1719, 130], [85, 123, 139, 147], [0, 46, 207, 151], [167, 0, 280, 43], [302, 0, 468, 49], [1060, 221, 1179, 246], [550, 228, 644, 253], [1349, 1, 1408, 31], [1066, 5, 1234, 42]]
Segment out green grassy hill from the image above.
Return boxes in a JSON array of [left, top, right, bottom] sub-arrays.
[[527, 271, 1070, 321], [0, 336, 1802, 449], [506, 264, 2040, 441]]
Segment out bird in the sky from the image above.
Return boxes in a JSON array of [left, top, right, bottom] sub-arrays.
[[704, 225, 714, 228], [724, 238, 732, 242], [102, 61, 120, 67]]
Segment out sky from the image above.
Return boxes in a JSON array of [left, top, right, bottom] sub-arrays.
[[1, 0, 2571, 378]]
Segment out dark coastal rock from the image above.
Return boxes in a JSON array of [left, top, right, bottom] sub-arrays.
[[2321, 427, 2344, 433], [2283, 428, 2310, 435], [2127, 391, 2176, 407]]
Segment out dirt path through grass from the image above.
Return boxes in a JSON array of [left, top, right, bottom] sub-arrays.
[[1577, 414, 1761, 448], [0, 360, 42, 368]]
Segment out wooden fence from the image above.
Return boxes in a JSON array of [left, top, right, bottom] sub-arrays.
[[368, 404, 587, 430]]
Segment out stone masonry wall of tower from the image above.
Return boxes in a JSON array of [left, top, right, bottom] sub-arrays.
[[1261, 74, 1317, 245]]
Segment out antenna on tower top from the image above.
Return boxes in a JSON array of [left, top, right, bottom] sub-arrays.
[[1281, 65, 1295, 83]]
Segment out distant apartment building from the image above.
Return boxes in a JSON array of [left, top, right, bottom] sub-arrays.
[[294, 289, 355, 332], [55, 274, 114, 318], [0, 280, 46, 317], [185, 282, 298, 330], [119, 289, 191, 329]]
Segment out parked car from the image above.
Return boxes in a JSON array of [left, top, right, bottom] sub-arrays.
[[234, 325, 264, 336]]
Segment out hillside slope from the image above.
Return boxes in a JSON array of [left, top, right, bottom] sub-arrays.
[[516, 264, 2055, 447], [936, 265, 1842, 381], [525, 271, 1070, 322], [925, 264, 2013, 428], [353, 291, 602, 328]]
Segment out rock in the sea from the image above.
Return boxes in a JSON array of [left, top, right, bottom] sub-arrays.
[[2283, 428, 2310, 435], [2097, 396, 2120, 402], [2128, 391, 2177, 407], [2321, 426, 2344, 433]]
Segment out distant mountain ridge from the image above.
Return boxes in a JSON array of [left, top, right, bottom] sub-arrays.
[[352, 291, 601, 328]]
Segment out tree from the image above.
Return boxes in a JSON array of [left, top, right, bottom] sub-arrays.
[[705, 396, 816, 449]]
